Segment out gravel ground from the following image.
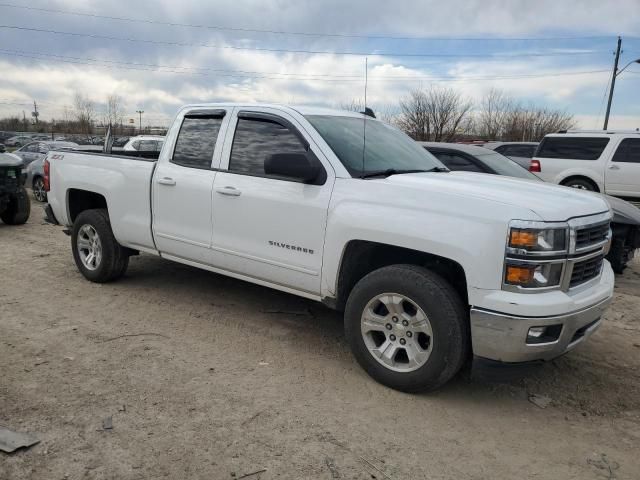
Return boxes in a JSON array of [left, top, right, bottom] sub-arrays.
[[1, 200, 640, 479]]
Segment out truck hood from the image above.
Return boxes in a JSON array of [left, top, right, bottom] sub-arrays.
[[383, 171, 610, 221]]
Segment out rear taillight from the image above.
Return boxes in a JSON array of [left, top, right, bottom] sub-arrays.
[[529, 159, 541, 173], [44, 159, 50, 191]]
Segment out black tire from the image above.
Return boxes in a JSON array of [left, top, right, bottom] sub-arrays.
[[71, 209, 129, 283], [0, 186, 31, 225], [344, 264, 469, 393], [563, 178, 597, 191], [32, 176, 47, 202], [607, 236, 628, 274]]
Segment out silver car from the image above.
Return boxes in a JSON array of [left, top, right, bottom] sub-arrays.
[[21, 141, 79, 202], [14, 141, 79, 167]]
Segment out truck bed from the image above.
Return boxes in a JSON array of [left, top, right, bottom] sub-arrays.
[[47, 150, 158, 253]]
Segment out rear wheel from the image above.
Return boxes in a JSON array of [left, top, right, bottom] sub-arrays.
[[344, 264, 469, 392], [0, 187, 31, 225], [71, 209, 129, 283], [563, 177, 597, 191], [32, 177, 47, 202]]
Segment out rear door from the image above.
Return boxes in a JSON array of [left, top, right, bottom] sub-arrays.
[[152, 109, 229, 264], [210, 108, 333, 295], [605, 137, 640, 198]]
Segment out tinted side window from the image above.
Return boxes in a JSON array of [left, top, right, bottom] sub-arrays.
[[431, 151, 485, 173], [505, 145, 536, 157], [536, 137, 609, 160], [172, 117, 223, 169], [229, 118, 306, 177], [131, 141, 141, 150], [493, 145, 507, 154], [612, 138, 640, 163]]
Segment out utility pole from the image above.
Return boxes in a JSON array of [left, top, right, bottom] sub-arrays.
[[603, 36, 622, 131], [32, 100, 39, 126], [136, 110, 144, 134]]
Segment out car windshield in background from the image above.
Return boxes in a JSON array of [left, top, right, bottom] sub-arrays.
[[476, 152, 540, 180], [305, 115, 443, 177]]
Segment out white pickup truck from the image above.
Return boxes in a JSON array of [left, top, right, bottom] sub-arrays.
[[44, 104, 615, 392]]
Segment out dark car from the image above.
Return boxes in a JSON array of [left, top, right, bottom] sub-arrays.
[[421, 142, 640, 273], [0, 152, 30, 225]]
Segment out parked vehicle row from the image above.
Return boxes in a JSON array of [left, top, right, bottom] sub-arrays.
[[422, 142, 640, 273], [44, 103, 615, 392], [531, 131, 640, 204], [0, 152, 30, 225]]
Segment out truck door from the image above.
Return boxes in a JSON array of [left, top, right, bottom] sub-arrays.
[[605, 138, 640, 198], [210, 108, 333, 295], [152, 109, 229, 263]]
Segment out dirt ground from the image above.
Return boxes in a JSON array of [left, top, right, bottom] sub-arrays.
[[1, 199, 640, 480]]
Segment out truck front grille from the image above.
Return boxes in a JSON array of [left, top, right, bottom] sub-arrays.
[[570, 255, 604, 288], [575, 222, 609, 251]]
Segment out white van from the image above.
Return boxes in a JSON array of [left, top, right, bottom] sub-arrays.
[[531, 130, 640, 205]]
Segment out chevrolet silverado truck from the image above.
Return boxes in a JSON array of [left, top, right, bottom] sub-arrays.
[[44, 104, 615, 392]]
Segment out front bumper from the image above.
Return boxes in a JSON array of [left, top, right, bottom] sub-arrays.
[[470, 294, 612, 364]]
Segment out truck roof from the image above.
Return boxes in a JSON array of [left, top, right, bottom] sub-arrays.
[[180, 103, 371, 119]]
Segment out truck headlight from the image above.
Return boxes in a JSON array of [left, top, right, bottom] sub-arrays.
[[504, 261, 564, 288], [508, 225, 567, 253]]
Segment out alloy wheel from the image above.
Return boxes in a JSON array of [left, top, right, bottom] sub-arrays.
[[360, 293, 434, 372]]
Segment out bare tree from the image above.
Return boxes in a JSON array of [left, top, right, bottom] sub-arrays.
[[475, 88, 574, 141], [396, 88, 431, 140], [501, 104, 574, 142], [477, 88, 512, 140], [397, 86, 473, 141], [73, 91, 95, 134], [105, 94, 124, 130]]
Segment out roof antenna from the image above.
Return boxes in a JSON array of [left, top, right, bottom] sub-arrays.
[[360, 57, 368, 178]]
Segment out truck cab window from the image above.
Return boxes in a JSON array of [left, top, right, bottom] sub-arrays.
[[172, 116, 223, 169], [229, 118, 307, 177]]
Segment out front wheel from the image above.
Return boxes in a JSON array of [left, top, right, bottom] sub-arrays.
[[71, 209, 129, 283], [344, 265, 469, 392]]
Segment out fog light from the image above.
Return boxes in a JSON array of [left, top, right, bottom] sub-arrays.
[[527, 326, 547, 338], [526, 324, 563, 344]]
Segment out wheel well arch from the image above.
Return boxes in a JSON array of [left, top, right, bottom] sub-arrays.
[[67, 189, 108, 223], [332, 240, 468, 311], [32, 174, 42, 186], [559, 175, 600, 192]]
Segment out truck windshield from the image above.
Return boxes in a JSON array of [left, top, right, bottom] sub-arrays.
[[306, 115, 444, 177]]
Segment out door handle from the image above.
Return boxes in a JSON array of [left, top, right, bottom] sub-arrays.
[[215, 186, 242, 197], [608, 165, 620, 170], [157, 177, 176, 186]]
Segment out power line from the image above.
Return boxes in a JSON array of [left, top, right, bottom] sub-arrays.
[[0, 48, 612, 81], [0, 3, 623, 42], [0, 49, 611, 83], [0, 25, 609, 58]]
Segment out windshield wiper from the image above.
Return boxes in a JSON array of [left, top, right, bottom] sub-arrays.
[[359, 167, 448, 179]]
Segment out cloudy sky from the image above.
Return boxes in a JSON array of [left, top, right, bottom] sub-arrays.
[[0, 0, 639, 129]]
